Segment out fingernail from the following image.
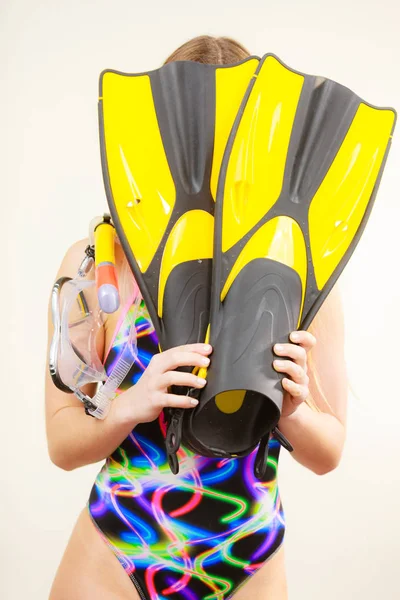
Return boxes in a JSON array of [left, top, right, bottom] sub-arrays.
[[275, 344, 283, 352], [190, 399, 199, 406], [286, 380, 299, 394], [203, 344, 212, 352], [197, 377, 207, 386], [290, 332, 299, 342], [201, 357, 210, 366], [274, 360, 284, 368]]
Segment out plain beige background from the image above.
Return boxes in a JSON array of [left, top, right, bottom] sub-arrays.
[[2, 0, 400, 598]]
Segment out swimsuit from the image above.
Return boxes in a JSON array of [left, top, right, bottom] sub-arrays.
[[88, 300, 285, 599]]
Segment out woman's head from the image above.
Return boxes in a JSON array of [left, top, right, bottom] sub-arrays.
[[164, 35, 250, 66]]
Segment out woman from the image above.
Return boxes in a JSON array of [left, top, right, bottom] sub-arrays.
[[46, 36, 348, 600]]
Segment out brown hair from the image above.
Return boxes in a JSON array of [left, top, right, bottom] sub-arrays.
[[164, 35, 250, 66]]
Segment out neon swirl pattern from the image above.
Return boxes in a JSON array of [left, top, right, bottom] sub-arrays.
[[88, 300, 285, 599]]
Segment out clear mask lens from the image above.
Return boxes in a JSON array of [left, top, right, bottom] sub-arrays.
[[58, 278, 106, 389], [50, 252, 140, 419]]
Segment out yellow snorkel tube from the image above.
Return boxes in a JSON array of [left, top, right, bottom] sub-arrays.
[[94, 215, 120, 313]]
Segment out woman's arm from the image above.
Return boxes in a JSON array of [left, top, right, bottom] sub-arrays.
[[45, 239, 137, 470], [275, 284, 348, 475], [45, 240, 211, 471]]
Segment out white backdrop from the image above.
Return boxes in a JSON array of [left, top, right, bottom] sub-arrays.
[[2, 0, 400, 598]]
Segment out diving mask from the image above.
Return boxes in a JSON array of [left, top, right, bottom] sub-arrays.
[[49, 228, 140, 419]]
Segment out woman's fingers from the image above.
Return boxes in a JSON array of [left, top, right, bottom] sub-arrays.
[[166, 343, 212, 356], [273, 342, 307, 367], [273, 331, 315, 382], [273, 333, 312, 404], [288, 330, 316, 350], [159, 370, 207, 390], [273, 359, 309, 385], [142, 345, 211, 419], [159, 393, 199, 409], [281, 378, 309, 402], [150, 348, 211, 373]]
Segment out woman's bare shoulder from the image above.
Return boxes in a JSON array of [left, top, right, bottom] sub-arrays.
[[56, 238, 91, 279]]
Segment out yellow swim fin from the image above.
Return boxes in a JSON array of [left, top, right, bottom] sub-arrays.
[[99, 57, 259, 355], [182, 54, 396, 478]]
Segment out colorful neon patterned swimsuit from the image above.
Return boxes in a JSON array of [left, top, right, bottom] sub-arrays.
[[88, 300, 285, 600]]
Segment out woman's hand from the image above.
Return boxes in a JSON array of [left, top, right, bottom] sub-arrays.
[[273, 331, 316, 418], [111, 343, 212, 426]]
